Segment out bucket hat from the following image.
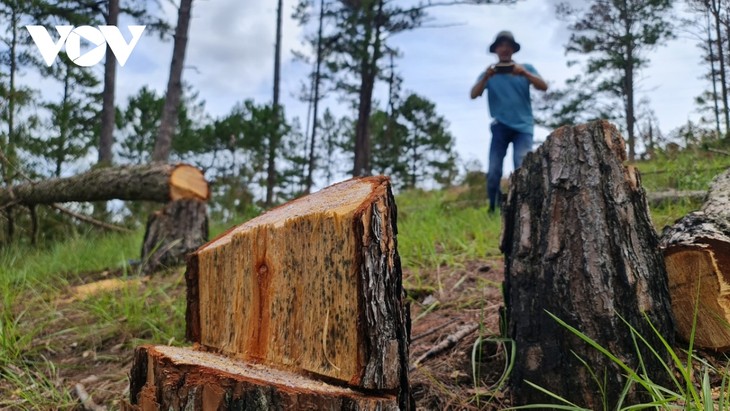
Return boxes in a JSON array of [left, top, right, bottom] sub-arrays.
[[489, 30, 520, 53]]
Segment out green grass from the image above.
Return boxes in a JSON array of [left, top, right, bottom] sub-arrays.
[[634, 147, 730, 192], [0, 229, 142, 286], [397, 188, 503, 270]]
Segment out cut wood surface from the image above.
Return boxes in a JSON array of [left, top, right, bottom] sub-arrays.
[[0, 163, 208, 207], [185, 176, 409, 406], [124, 345, 398, 410], [501, 120, 675, 407], [141, 199, 208, 274], [660, 167, 730, 350]]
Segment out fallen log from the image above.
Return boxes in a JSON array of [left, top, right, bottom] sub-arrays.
[[646, 189, 706, 208], [660, 167, 730, 350], [127, 176, 411, 409], [124, 345, 399, 410], [50, 203, 132, 233], [0, 163, 208, 207], [501, 120, 675, 407]]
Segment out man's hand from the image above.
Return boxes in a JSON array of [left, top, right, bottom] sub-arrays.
[[513, 64, 548, 91], [512, 64, 528, 76], [470, 66, 495, 99]]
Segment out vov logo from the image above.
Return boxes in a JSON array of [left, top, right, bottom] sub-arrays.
[[26, 25, 146, 67]]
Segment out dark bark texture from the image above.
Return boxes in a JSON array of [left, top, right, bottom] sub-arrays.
[[501, 120, 675, 407], [0, 163, 207, 207], [141, 199, 208, 274], [355, 183, 410, 404], [124, 345, 399, 411]]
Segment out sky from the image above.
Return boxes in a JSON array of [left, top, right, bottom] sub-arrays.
[[27, 0, 707, 185]]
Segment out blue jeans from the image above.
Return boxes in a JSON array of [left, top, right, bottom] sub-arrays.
[[487, 121, 533, 209]]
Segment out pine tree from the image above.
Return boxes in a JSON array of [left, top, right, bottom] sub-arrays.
[[295, 0, 519, 177], [557, 0, 675, 160], [30, 54, 101, 176]]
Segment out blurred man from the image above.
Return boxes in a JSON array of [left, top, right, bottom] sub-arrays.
[[470, 30, 547, 213]]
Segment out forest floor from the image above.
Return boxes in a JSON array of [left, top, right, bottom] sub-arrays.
[[0, 256, 509, 410]]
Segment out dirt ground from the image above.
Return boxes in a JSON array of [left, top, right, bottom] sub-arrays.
[[407, 259, 508, 410], [3, 258, 507, 410]]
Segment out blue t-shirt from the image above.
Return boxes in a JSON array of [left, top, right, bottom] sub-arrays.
[[479, 63, 539, 135]]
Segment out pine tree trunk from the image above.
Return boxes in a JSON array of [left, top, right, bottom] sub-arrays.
[[352, 1, 383, 177], [660, 167, 730, 350], [0, 163, 208, 207], [140, 199, 208, 274], [98, 0, 119, 166], [152, 0, 193, 162], [266, 0, 284, 206], [305, 0, 326, 194], [501, 120, 675, 407], [712, 0, 730, 136], [123, 345, 399, 410]]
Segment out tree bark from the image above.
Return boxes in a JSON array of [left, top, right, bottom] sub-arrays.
[[706, 8, 722, 137], [0, 163, 208, 207], [305, 0, 326, 194], [185, 176, 410, 409], [501, 120, 675, 408], [352, 1, 383, 177], [625, 47, 636, 161], [659, 167, 730, 350], [711, 0, 730, 136], [152, 0, 193, 162], [123, 345, 399, 410], [266, 0, 284, 206], [140, 199, 208, 274], [98, 0, 119, 166]]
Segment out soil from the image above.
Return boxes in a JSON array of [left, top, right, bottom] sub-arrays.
[[1, 258, 509, 410], [406, 259, 509, 410]]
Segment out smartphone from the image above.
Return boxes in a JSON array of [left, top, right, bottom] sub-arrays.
[[495, 64, 514, 74]]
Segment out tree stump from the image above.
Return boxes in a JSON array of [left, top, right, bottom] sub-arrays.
[[501, 120, 675, 407], [126, 176, 410, 410], [140, 199, 209, 274], [123, 345, 399, 410], [660, 167, 730, 350]]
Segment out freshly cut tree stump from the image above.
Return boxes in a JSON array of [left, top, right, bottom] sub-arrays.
[[501, 120, 675, 408], [186, 176, 409, 400], [0, 163, 209, 207], [126, 176, 410, 409], [141, 199, 208, 274], [124, 345, 398, 410], [660, 167, 730, 350]]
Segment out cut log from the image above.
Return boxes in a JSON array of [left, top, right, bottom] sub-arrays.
[[185, 176, 410, 409], [646, 189, 706, 208], [660, 167, 730, 350], [141, 199, 208, 274], [0, 163, 208, 207], [501, 120, 675, 407], [123, 345, 399, 410]]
